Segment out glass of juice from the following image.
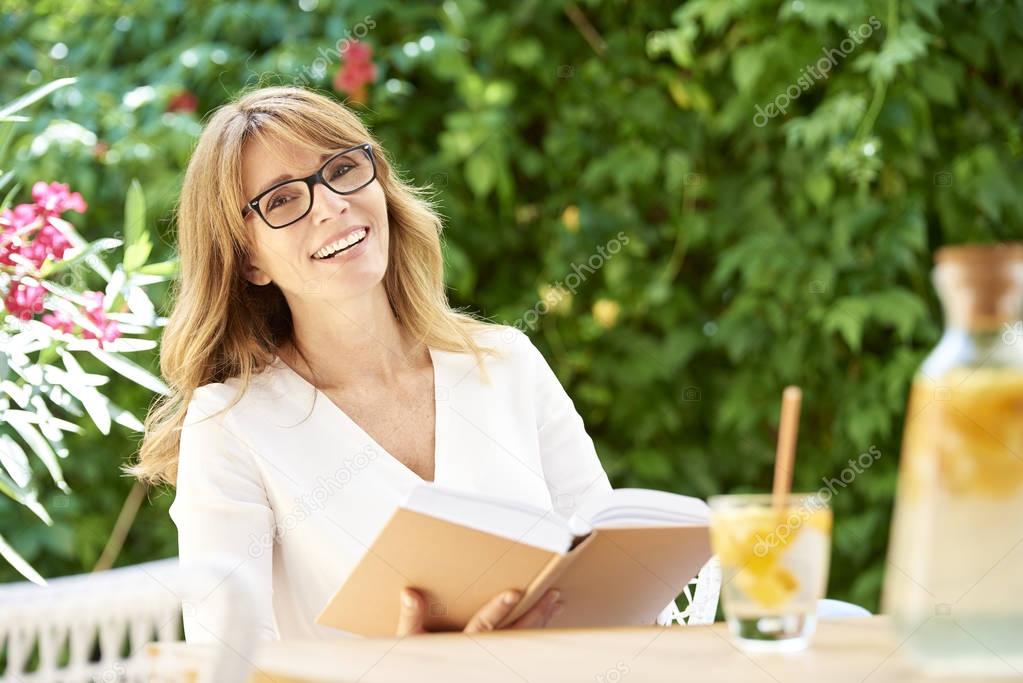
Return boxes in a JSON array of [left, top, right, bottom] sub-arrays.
[[709, 493, 832, 652]]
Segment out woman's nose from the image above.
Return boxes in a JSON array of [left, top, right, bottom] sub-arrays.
[[309, 181, 350, 222]]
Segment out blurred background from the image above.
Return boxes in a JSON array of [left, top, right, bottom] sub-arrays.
[[1, 0, 1021, 615]]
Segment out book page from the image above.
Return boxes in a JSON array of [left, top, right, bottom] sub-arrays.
[[403, 483, 575, 553], [571, 488, 710, 529]]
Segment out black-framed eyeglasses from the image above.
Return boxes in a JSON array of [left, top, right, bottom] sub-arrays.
[[242, 143, 377, 229]]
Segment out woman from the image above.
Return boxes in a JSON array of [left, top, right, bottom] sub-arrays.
[[131, 85, 621, 643]]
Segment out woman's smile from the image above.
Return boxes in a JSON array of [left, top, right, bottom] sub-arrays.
[[310, 225, 371, 263]]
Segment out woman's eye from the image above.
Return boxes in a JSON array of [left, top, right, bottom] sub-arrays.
[[268, 196, 291, 210], [332, 164, 353, 179]]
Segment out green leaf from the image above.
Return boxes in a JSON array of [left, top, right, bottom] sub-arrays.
[[869, 23, 931, 86], [0, 469, 53, 526], [0, 120, 17, 167], [731, 45, 765, 94], [823, 297, 870, 352], [0, 76, 77, 121], [122, 233, 153, 273], [37, 237, 124, 279], [0, 532, 46, 586], [121, 178, 153, 273], [805, 173, 835, 208], [465, 152, 496, 197], [867, 288, 928, 341], [0, 433, 31, 488], [87, 348, 171, 396], [0, 181, 21, 213], [918, 64, 957, 105], [3, 412, 68, 493], [137, 259, 179, 277]]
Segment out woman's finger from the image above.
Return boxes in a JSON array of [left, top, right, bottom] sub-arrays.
[[510, 588, 562, 629], [396, 587, 427, 636], [463, 589, 522, 633]]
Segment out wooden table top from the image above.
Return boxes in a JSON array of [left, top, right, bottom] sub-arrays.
[[147, 616, 1021, 682]]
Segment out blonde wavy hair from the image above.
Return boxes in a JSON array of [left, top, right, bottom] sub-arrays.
[[129, 85, 505, 487]]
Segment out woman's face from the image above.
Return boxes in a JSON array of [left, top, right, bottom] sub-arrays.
[[239, 138, 389, 301]]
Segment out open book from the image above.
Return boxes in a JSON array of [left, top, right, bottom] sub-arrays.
[[315, 484, 712, 636]]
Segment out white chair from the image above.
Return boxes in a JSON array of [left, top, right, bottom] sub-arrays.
[[0, 558, 250, 683], [656, 556, 723, 626], [656, 555, 870, 626]]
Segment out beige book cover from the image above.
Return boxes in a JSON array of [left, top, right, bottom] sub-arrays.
[[315, 487, 712, 636]]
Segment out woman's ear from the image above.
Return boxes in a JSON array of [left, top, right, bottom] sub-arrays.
[[243, 258, 273, 286]]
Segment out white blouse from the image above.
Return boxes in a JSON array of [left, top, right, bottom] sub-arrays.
[[168, 325, 619, 643]]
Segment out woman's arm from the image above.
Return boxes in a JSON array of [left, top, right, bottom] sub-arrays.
[[519, 330, 613, 518], [169, 387, 279, 643]]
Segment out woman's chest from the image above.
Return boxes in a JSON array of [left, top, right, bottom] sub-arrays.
[[322, 384, 437, 482]]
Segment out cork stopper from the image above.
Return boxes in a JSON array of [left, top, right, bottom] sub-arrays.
[[933, 243, 1023, 331]]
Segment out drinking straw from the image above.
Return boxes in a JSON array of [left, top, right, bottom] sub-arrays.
[[772, 386, 803, 509]]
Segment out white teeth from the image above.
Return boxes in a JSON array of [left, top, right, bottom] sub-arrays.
[[313, 228, 367, 259]]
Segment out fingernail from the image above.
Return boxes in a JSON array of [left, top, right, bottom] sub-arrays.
[[401, 590, 416, 608], [549, 589, 561, 602], [503, 590, 521, 605]]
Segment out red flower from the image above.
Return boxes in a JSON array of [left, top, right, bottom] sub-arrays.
[[3, 279, 46, 321], [166, 90, 198, 113], [333, 41, 377, 103]]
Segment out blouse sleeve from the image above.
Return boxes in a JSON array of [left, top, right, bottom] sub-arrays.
[[168, 386, 279, 644], [518, 330, 613, 519]]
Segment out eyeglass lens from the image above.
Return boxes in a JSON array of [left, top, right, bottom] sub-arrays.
[[259, 148, 374, 227]]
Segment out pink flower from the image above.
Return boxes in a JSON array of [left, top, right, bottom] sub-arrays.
[[3, 280, 46, 321], [83, 291, 105, 311], [31, 181, 87, 216], [79, 291, 121, 347], [35, 223, 72, 260], [333, 41, 377, 103], [1, 203, 43, 231], [37, 291, 121, 347], [0, 182, 85, 271], [42, 309, 75, 334]]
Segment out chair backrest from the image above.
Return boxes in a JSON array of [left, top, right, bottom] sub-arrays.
[[0, 558, 183, 683], [656, 555, 721, 626], [0, 557, 251, 683]]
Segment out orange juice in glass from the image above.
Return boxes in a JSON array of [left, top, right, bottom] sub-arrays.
[[709, 493, 832, 652]]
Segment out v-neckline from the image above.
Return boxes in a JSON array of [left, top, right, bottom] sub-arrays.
[[271, 346, 445, 484]]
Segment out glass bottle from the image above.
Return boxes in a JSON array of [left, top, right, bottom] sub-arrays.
[[883, 243, 1023, 675]]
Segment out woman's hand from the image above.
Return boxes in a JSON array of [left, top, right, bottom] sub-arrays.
[[396, 587, 563, 635]]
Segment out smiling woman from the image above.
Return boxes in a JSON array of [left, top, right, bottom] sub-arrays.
[[126, 85, 623, 643]]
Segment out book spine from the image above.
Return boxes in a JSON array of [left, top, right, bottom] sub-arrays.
[[495, 531, 598, 627]]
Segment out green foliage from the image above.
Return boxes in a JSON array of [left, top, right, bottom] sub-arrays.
[[1, 0, 1021, 613]]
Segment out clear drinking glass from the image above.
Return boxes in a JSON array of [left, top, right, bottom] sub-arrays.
[[709, 493, 832, 652]]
